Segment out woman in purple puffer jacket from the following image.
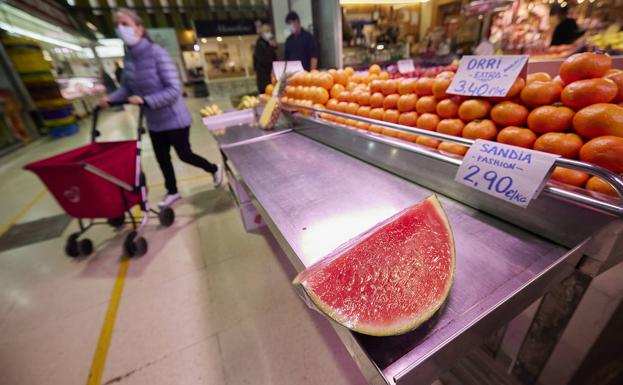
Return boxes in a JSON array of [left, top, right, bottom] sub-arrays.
[[101, 8, 222, 208]]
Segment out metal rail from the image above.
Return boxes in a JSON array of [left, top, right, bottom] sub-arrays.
[[283, 102, 623, 216]]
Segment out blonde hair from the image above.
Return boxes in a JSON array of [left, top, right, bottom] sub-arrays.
[[116, 7, 151, 41]]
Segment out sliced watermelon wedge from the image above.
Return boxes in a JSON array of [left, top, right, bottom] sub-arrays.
[[293, 195, 455, 337]]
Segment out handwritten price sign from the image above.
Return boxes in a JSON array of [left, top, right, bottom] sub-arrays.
[[455, 140, 559, 207], [273, 61, 304, 78], [397, 59, 415, 74], [447, 55, 528, 98]]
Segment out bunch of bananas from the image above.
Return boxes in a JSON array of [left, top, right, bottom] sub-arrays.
[[588, 31, 623, 50], [200, 104, 223, 117], [237, 95, 260, 110]]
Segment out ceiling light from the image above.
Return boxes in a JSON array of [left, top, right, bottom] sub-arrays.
[[216, 36, 223, 42]]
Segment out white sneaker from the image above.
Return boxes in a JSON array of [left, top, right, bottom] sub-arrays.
[[213, 164, 224, 188], [158, 193, 181, 208]]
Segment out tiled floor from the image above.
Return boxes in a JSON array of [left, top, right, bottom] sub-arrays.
[[0, 100, 367, 385]]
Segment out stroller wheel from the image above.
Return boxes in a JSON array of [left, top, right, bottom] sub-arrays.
[[65, 233, 80, 258], [79, 239, 94, 256], [124, 231, 148, 257], [107, 216, 125, 228], [159, 207, 175, 227]]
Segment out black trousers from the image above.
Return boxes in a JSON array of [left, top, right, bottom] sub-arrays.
[[149, 127, 217, 194]]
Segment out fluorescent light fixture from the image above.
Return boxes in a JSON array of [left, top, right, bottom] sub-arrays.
[[200, 38, 207, 43], [0, 22, 83, 51], [193, 44, 200, 51], [216, 36, 223, 42]]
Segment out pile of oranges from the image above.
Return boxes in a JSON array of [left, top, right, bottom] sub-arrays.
[[265, 55, 623, 198]]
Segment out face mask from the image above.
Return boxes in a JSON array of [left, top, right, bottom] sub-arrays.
[[287, 24, 296, 34], [262, 32, 273, 41], [116, 25, 140, 46]]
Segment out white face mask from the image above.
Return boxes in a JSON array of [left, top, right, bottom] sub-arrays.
[[262, 32, 273, 41], [116, 25, 140, 46], [287, 24, 296, 34]]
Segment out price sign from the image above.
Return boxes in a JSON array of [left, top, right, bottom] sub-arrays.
[[397, 59, 415, 74], [273, 60, 304, 78], [455, 140, 559, 207], [447, 55, 528, 98]]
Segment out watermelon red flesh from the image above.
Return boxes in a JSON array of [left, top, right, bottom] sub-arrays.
[[293, 195, 455, 336]]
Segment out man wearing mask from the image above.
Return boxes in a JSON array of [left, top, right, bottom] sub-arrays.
[[253, 24, 277, 94], [284, 11, 318, 71]]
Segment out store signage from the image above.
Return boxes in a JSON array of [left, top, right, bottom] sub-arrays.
[[397, 59, 415, 74], [195, 19, 258, 37], [455, 140, 559, 208], [273, 61, 304, 78], [447, 55, 528, 98]]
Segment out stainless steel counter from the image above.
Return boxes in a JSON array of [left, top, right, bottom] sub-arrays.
[[210, 123, 291, 148], [221, 132, 577, 385]]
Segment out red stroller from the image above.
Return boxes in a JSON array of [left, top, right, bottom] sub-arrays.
[[24, 103, 175, 258]]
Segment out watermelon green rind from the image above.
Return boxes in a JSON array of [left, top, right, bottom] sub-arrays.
[[293, 195, 455, 337]]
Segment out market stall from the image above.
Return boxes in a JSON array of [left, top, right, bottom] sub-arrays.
[[203, 51, 623, 384]]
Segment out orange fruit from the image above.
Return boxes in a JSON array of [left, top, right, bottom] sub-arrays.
[[337, 90, 351, 103], [438, 141, 469, 156], [436, 119, 465, 136], [315, 87, 330, 104], [416, 136, 441, 149], [585, 176, 617, 197], [398, 78, 416, 95], [533, 132, 583, 158], [550, 167, 591, 187], [344, 66, 355, 77], [458, 99, 491, 121], [490, 101, 528, 127], [398, 112, 418, 127], [369, 92, 385, 108], [368, 125, 383, 133], [463, 119, 497, 140], [381, 128, 401, 137], [346, 81, 359, 91], [318, 73, 334, 90], [333, 69, 349, 86], [553, 75, 566, 87], [345, 102, 359, 115], [330, 83, 345, 99], [356, 91, 371, 106], [432, 76, 453, 99], [560, 52, 612, 84], [527, 72, 552, 84], [357, 106, 371, 118], [416, 96, 438, 114], [369, 64, 381, 75], [492, 77, 525, 101], [379, 71, 390, 80], [335, 117, 347, 124], [579, 136, 623, 174], [397, 131, 419, 142], [369, 108, 385, 121], [319, 112, 334, 121], [336, 101, 349, 113], [265, 84, 274, 95], [326, 98, 339, 110], [370, 80, 383, 94], [383, 94, 400, 110], [356, 122, 371, 130], [436, 71, 455, 79], [436, 98, 459, 119], [381, 80, 399, 96], [560, 78, 618, 110], [397, 94, 417, 112], [416, 113, 440, 131], [520, 80, 562, 108], [605, 70, 623, 103], [572, 103, 623, 138], [415, 77, 434, 96], [527, 105, 574, 134], [383, 109, 400, 124], [496, 126, 537, 148]]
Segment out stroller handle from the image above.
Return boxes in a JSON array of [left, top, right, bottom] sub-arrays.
[[92, 102, 146, 142]]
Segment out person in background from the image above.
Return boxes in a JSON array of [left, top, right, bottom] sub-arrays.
[[100, 8, 223, 208], [551, 7, 584, 46], [284, 11, 318, 71], [253, 23, 277, 94], [114, 61, 124, 85]]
